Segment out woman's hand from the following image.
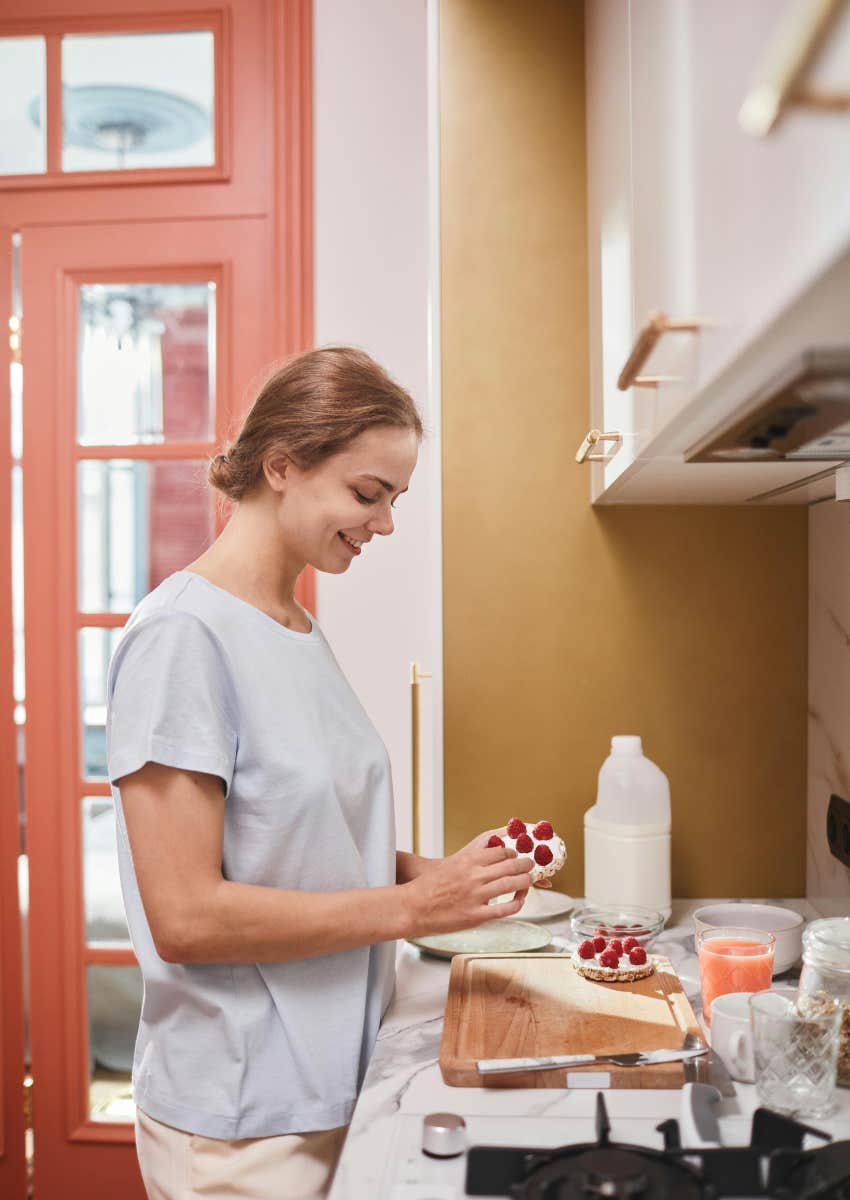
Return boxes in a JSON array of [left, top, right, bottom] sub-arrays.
[[457, 827, 554, 889], [401, 827, 534, 938], [455, 828, 551, 886]]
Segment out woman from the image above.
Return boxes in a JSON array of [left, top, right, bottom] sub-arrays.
[[107, 346, 535, 1200]]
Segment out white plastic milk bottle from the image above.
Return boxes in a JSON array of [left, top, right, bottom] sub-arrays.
[[583, 735, 672, 919]]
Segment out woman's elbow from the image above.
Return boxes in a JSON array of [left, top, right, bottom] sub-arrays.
[[152, 913, 203, 964], [143, 877, 223, 963]]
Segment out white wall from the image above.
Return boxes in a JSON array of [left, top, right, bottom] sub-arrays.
[[312, 0, 443, 855]]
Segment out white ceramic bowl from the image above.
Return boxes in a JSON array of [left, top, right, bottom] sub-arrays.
[[693, 903, 804, 975]]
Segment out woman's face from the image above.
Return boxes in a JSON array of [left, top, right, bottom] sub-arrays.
[[272, 426, 420, 573]]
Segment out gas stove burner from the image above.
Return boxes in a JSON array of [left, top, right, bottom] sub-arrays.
[[578, 1155, 648, 1198], [516, 1145, 702, 1200], [464, 1092, 843, 1200], [467, 1094, 704, 1200]]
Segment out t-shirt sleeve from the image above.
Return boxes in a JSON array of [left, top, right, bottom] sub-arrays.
[[107, 610, 239, 797]]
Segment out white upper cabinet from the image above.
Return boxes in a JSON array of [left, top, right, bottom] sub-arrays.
[[584, 0, 850, 504], [585, 0, 635, 491], [689, 0, 850, 392], [629, 1, 700, 450]]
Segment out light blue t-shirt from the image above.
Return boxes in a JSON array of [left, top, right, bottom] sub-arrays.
[[106, 571, 397, 1139]]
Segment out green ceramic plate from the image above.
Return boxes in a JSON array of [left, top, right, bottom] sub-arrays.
[[407, 919, 553, 960]]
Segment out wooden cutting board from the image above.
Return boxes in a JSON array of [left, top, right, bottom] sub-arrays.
[[440, 953, 702, 1089]]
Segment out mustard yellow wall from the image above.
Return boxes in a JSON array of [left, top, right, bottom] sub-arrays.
[[440, 0, 808, 897]]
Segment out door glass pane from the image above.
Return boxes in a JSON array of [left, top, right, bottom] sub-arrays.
[[82, 797, 129, 945], [0, 38, 46, 176], [62, 32, 214, 172], [79, 628, 122, 779], [78, 282, 215, 445], [78, 460, 213, 612], [87, 965, 140, 1121]]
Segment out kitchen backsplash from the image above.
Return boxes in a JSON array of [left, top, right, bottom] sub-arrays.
[[808, 498, 850, 912]]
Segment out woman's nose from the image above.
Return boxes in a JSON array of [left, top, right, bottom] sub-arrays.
[[368, 509, 394, 536]]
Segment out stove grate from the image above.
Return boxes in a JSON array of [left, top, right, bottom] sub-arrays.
[[464, 1093, 844, 1200]]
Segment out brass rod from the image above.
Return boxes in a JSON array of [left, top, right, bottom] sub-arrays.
[[632, 375, 680, 388], [739, 0, 847, 136], [617, 313, 700, 391], [793, 85, 850, 110], [575, 429, 622, 464], [410, 662, 432, 856]]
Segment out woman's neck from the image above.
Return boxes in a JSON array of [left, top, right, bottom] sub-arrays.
[[186, 495, 309, 626]]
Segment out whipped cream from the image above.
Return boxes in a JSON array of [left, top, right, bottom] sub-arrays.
[[571, 949, 632, 974], [570, 948, 654, 979], [502, 822, 566, 883]]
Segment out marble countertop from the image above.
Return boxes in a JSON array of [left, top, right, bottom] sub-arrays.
[[330, 897, 850, 1200]]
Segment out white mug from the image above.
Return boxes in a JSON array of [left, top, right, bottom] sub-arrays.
[[710, 992, 755, 1082]]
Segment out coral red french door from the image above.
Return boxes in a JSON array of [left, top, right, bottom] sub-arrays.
[[21, 217, 273, 1195]]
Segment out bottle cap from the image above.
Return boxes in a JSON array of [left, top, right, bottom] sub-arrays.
[[611, 735, 642, 756]]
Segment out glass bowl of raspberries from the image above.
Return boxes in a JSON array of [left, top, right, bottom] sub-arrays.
[[569, 904, 665, 951]]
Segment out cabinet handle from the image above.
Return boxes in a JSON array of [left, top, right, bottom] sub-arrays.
[[575, 429, 622, 463], [617, 312, 701, 391], [739, 0, 850, 137], [410, 661, 432, 856]]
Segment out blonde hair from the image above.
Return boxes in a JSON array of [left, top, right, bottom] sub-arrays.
[[208, 347, 423, 501]]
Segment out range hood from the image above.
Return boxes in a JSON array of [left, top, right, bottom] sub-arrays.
[[686, 348, 850, 464]]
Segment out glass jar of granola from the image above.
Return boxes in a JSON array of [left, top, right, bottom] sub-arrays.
[[798, 918, 850, 1086]]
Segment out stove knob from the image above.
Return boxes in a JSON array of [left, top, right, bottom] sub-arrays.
[[422, 1112, 467, 1158]]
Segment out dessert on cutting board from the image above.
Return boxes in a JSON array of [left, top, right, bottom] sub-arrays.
[[572, 931, 654, 983], [487, 817, 567, 883]]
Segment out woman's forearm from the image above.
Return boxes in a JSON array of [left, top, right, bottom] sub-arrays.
[[160, 854, 438, 964], [163, 878, 417, 965]]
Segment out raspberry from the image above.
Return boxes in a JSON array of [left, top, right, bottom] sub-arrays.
[[594, 927, 608, 938], [515, 833, 534, 853], [613, 924, 628, 931], [506, 818, 527, 838], [599, 950, 620, 969], [622, 937, 639, 953], [532, 821, 554, 840], [607, 939, 623, 957], [577, 940, 596, 960], [533, 844, 553, 866], [628, 947, 647, 966], [592, 936, 607, 953], [486, 834, 505, 848]]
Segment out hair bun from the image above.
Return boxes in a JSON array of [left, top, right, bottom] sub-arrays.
[[208, 449, 238, 497]]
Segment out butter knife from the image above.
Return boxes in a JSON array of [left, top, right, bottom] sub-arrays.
[[476, 1045, 708, 1075], [681, 1045, 736, 1098]]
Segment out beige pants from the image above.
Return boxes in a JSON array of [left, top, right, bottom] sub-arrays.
[[135, 1108, 348, 1200]]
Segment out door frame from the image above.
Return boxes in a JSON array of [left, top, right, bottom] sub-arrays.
[[0, 224, 27, 1200]]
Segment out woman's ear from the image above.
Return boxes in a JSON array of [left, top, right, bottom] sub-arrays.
[[262, 452, 290, 493]]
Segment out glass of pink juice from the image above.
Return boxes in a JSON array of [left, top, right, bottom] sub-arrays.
[[697, 927, 776, 1025]]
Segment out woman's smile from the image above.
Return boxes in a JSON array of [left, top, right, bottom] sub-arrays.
[[338, 530, 365, 555]]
